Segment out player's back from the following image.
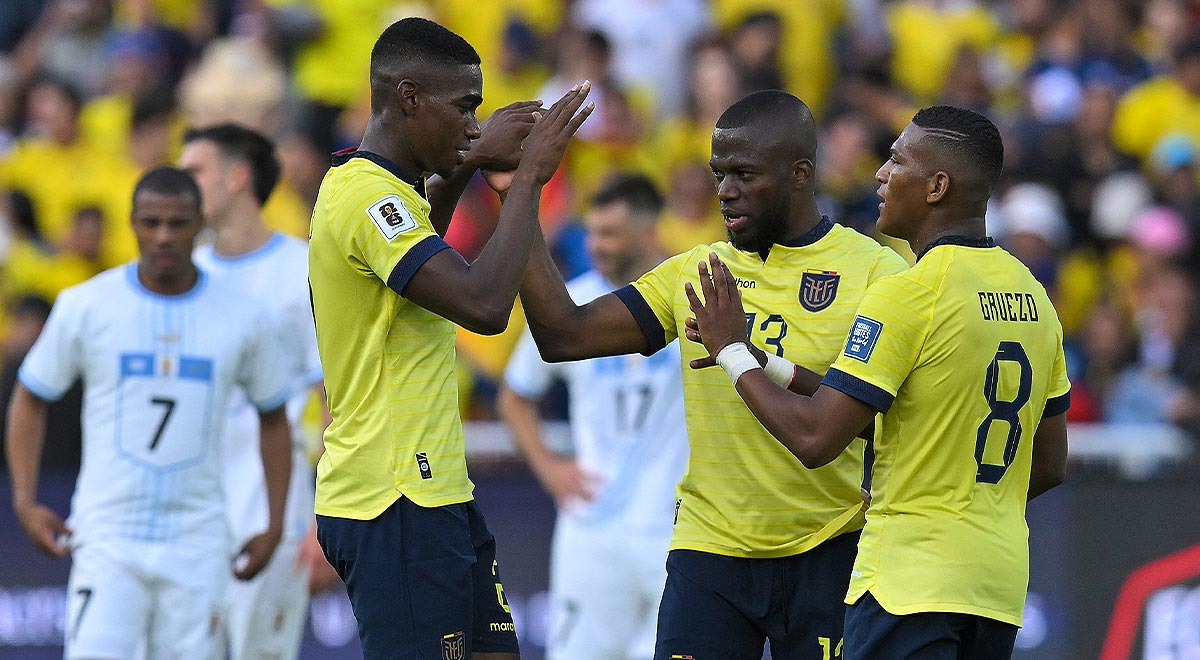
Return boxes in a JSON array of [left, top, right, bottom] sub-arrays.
[[843, 240, 1069, 625], [20, 265, 289, 548]]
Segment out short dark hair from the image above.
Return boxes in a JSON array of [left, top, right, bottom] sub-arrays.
[[371, 17, 480, 78], [132, 166, 202, 214], [715, 90, 817, 161], [911, 105, 1004, 194], [590, 173, 664, 223], [183, 123, 281, 205]]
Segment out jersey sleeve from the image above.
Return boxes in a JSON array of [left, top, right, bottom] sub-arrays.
[[869, 245, 911, 283], [622, 250, 693, 354], [1043, 332, 1072, 417], [238, 307, 293, 412], [503, 328, 563, 399], [18, 289, 84, 401], [340, 186, 451, 296], [822, 273, 934, 413]]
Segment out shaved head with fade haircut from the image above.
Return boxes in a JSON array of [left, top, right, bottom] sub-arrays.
[[369, 17, 482, 112], [910, 105, 1004, 204], [715, 90, 818, 164]]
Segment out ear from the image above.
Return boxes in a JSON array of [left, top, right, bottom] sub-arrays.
[[793, 158, 815, 187], [397, 79, 420, 115], [227, 160, 252, 194], [927, 171, 950, 203]]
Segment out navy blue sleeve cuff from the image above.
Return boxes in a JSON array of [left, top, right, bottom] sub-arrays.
[[388, 235, 453, 296], [1043, 392, 1071, 418], [613, 284, 667, 356], [822, 368, 895, 413]]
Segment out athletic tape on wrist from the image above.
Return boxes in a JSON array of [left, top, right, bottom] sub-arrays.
[[716, 342, 761, 384], [763, 351, 797, 388]]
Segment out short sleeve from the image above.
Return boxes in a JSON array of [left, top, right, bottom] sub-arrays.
[[1043, 334, 1071, 418], [503, 329, 563, 399], [18, 289, 84, 401], [238, 307, 293, 412], [626, 250, 693, 352], [869, 245, 911, 283], [341, 188, 450, 296], [822, 273, 933, 413]]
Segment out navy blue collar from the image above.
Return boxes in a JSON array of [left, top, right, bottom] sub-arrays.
[[331, 149, 426, 198], [916, 235, 995, 262], [779, 215, 834, 248]]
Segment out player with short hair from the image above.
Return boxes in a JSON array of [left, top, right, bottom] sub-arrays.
[[509, 90, 908, 659], [498, 173, 688, 660], [181, 123, 324, 660], [6, 166, 293, 660], [684, 106, 1070, 660], [308, 16, 592, 660]]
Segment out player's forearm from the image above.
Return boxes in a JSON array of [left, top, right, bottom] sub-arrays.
[[425, 165, 477, 237], [497, 387, 554, 469], [453, 173, 544, 333], [258, 408, 292, 536], [6, 385, 49, 511], [731, 370, 839, 467]]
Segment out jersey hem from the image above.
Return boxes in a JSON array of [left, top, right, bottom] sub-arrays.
[[667, 504, 865, 559], [315, 491, 475, 520], [614, 284, 666, 355], [847, 588, 1023, 627], [16, 366, 66, 402], [388, 235, 452, 296]]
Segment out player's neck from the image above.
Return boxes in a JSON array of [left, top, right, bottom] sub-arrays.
[[138, 263, 199, 296], [212, 212, 273, 258], [781, 204, 824, 245], [360, 117, 424, 178], [911, 216, 987, 257]]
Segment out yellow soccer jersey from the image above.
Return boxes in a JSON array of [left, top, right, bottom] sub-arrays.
[[624, 217, 908, 558], [309, 151, 472, 519], [824, 237, 1071, 626]]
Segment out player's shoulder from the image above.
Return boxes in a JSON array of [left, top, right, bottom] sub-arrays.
[[60, 263, 134, 303]]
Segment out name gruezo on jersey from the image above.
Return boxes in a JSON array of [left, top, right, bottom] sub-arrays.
[[977, 291, 1039, 322]]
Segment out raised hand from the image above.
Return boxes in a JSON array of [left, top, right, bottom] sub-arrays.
[[684, 253, 751, 368], [16, 501, 70, 557], [467, 100, 543, 172], [515, 81, 594, 185], [233, 528, 281, 581]]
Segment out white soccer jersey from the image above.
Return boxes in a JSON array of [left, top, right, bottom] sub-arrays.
[[194, 232, 322, 544], [505, 270, 689, 536], [19, 264, 291, 547]]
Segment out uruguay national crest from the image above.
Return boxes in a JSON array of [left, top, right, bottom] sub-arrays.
[[442, 631, 465, 660], [800, 269, 839, 312]]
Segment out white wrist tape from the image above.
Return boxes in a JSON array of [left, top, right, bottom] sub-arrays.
[[716, 342, 761, 384], [763, 352, 797, 388]]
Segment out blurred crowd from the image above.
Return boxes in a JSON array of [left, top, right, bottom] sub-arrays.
[[2, 0, 1200, 462]]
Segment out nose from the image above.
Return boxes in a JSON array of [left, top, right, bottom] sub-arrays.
[[876, 161, 890, 183], [716, 176, 738, 202], [465, 113, 481, 140]]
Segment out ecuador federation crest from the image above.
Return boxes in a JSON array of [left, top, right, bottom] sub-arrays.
[[799, 269, 840, 312], [442, 631, 465, 660]]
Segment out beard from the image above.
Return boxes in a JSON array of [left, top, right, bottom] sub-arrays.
[[728, 209, 789, 254]]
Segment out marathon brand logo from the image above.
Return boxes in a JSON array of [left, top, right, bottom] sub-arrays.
[[441, 630, 465, 660], [800, 269, 839, 312], [367, 194, 418, 241], [416, 452, 433, 479]]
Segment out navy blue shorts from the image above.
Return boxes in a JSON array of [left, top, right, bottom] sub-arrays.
[[654, 531, 860, 660], [844, 591, 1017, 660], [316, 497, 519, 659]]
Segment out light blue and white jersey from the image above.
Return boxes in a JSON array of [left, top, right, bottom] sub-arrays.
[[19, 263, 291, 547], [504, 270, 689, 537], [194, 232, 321, 544]]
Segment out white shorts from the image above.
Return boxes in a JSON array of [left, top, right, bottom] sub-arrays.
[[65, 538, 229, 660], [546, 514, 672, 660], [212, 537, 310, 660]]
